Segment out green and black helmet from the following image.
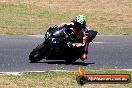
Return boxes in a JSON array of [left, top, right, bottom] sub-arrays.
[[74, 15, 86, 28]]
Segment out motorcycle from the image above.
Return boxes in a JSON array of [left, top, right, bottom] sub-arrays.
[[29, 26, 97, 63]]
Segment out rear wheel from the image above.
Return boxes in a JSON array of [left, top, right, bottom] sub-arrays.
[[64, 49, 79, 63], [29, 44, 45, 63], [65, 56, 78, 63]]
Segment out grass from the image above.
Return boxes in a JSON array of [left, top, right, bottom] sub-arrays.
[[0, 0, 131, 35], [0, 70, 132, 88]]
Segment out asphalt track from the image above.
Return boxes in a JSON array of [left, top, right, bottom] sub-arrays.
[[0, 35, 132, 72]]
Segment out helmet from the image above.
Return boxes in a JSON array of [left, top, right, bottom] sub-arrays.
[[74, 15, 86, 28], [75, 15, 86, 25]]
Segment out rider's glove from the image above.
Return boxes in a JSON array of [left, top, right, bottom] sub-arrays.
[[67, 42, 76, 48]]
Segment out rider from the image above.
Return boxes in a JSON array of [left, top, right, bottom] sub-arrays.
[[51, 15, 97, 61]]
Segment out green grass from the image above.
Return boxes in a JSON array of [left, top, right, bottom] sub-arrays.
[[0, 2, 78, 35], [0, 3, 51, 34], [0, 70, 132, 88], [0, 0, 132, 35]]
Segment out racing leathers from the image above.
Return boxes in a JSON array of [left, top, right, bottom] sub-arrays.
[[54, 21, 94, 60]]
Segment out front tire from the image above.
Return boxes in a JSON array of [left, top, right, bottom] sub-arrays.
[[29, 44, 45, 63]]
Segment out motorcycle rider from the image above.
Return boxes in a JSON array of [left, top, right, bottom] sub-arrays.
[[50, 15, 97, 61]]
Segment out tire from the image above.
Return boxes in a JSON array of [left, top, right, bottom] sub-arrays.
[[65, 57, 78, 63], [29, 44, 45, 63], [64, 50, 79, 63]]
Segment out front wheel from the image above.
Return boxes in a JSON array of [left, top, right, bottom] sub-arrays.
[[29, 44, 45, 63]]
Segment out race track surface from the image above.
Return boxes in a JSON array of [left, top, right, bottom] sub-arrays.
[[0, 35, 132, 72]]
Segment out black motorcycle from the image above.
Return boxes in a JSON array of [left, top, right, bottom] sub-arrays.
[[29, 26, 97, 63]]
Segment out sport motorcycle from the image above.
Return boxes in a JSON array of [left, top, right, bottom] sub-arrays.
[[29, 26, 97, 63]]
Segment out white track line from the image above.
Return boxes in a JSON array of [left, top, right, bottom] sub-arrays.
[[27, 35, 44, 38], [0, 69, 132, 75], [92, 42, 104, 44]]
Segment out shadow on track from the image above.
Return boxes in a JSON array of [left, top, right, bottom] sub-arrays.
[[37, 61, 95, 66]]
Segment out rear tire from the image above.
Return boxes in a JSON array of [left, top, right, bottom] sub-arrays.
[[29, 44, 45, 63], [64, 49, 79, 64], [65, 56, 78, 63]]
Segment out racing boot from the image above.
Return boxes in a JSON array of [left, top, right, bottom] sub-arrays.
[[80, 51, 88, 61]]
